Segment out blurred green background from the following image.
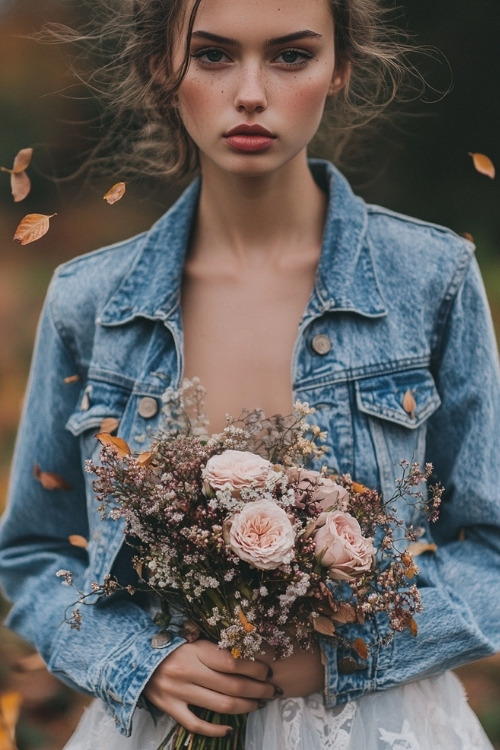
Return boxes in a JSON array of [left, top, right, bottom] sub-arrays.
[[0, 0, 499, 747]]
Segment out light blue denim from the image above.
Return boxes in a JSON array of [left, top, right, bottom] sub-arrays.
[[1, 160, 499, 736]]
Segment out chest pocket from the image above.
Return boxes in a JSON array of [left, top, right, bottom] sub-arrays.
[[66, 379, 132, 464], [355, 368, 441, 520]]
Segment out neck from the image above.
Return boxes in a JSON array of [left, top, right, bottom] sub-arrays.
[[191, 153, 327, 264]]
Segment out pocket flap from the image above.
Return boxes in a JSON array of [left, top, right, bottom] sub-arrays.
[[66, 381, 128, 437], [356, 369, 441, 429]]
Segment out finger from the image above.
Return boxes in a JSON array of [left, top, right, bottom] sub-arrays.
[[193, 670, 276, 701], [156, 680, 264, 716], [200, 646, 272, 682]]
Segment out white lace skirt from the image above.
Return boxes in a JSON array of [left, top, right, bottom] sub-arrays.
[[63, 671, 493, 750]]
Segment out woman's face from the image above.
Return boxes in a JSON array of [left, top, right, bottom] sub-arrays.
[[173, 0, 343, 178]]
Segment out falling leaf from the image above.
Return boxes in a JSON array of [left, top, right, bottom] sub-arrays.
[[99, 417, 120, 434], [469, 152, 495, 179], [33, 463, 72, 490], [402, 389, 416, 418], [13, 213, 56, 245], [407, 541, 437, 557], [312, 615, 336, 637], [64, 374, 80, 384], [462, 232, 474, 243], [0, 691, 21, 750], [95, 432, 131, 458], [10, 171, 31, 203], [12, 147, 33, 174], [68, 534, 89, 549], [103, 182, 126, 205], [353, 637, 369, 660], [410, 618, 418, 637]]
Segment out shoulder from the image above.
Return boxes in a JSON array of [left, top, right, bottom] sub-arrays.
[[46, 232, 147, 329]]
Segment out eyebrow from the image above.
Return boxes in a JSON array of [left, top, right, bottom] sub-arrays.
[[190, 30, 323, 47]]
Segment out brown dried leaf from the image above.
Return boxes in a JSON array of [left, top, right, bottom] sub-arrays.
[[95, 432, 131, 457], [64, 374, 80, 384], [11, 171, 31, 202], [402, 389, 416, 418], [407, 541, 438, 557], [312, 615, 336, 637], [332, 602, 357, 625], [0, 691, 22, 750], [353, 637, 369, 660], [103, 181, 126, 205], [68, 534, 89, 549], [33, 462, 72, 491], [13, 213, 56, 245], [12, 147, 33, 174], [99, 417, 120, 434], [469, 152, 495, 179], [410, 618, 418, 637], [137, 451, 153, 466]]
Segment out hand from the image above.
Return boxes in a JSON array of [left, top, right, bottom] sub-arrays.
[[259, 646, 325, 699], [143, 640, 277, 738]]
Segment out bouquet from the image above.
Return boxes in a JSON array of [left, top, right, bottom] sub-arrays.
[[61, 379, 442, 750]]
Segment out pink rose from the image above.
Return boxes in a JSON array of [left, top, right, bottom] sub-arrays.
[[227, 500, 296, 570], [314, 511, 375, 580], [287, 468, 349, 513], [203, 450, 280, 496]]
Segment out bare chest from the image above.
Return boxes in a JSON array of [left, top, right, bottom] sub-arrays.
[[181, 266, 314, 432]]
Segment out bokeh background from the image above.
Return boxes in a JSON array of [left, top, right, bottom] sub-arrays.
[[0, 0, 499, 747]]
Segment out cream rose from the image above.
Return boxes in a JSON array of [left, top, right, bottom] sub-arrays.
[[227, 500, 296, 570], [314, 511, 375, 580], [202, 450, 280, 496]]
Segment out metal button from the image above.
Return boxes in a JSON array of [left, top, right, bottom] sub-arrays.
[[151, 630, 173, 649], [312, 334, 332, 355], [138, 396, 159, 419], [338, 656, 360, 675]]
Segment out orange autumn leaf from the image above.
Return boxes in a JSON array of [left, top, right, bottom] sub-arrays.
[[353, 637, 369, 660], [237, 608, 255, 633], [407, 541, 438, 557], [137, 451, 153, 466], [469, 152, 495, 179], [33, 463, 72, 491], [103, 182, 126, 205], [96, 432, 131, 457], [13, 213, 56, 245], [64, 374, 81, 384], [402, 389, 416, 418], [410, 618, 418, 637], [68, 534, 89, 549], [0, 691, 21, 750], [351, 480, 367, 494], [99, 417, 120, 434]]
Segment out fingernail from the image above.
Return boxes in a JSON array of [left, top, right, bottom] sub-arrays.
[[266, 666, 273, 679], [258, 699, 267, 709], [273, 686, 284, 697], [225, 728, 234, 736]]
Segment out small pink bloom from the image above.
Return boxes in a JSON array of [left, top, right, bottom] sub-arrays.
[[287, 468, 349, 512], [203, 450, 280, 496], [227, 500, 296, 570], [314, 511, 375, 580]]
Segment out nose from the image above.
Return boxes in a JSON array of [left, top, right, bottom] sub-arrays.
[[234, 62, 267, 112]]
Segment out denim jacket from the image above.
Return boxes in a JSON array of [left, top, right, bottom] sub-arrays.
[[1, 160, 499, 736]]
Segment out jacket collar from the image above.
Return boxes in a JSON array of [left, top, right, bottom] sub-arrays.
[[98, 160, 386, 327]]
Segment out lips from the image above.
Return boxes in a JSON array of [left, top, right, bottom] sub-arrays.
[[224, 124, 276, 153]]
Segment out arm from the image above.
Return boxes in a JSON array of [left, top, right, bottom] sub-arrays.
[[323, 256, 500, 706], [0, 276, 186, 735]]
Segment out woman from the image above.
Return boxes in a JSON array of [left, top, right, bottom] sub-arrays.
[[0, 0, 499, 747]]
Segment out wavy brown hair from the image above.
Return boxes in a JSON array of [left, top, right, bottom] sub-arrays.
[[45, 0, 426, 181]]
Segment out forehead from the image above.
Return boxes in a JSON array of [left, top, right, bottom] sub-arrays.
[[184, 0, 334, 38]]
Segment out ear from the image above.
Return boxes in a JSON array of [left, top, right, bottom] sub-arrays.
[[328, 60, 351, 96]]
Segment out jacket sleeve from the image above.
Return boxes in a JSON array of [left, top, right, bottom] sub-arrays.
[[0, 274, 185, 736], [323, 255, 500, 706]]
